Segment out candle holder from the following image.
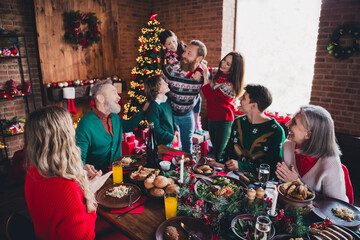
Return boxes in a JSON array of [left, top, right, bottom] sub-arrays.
[[267, 209, 278, 218]]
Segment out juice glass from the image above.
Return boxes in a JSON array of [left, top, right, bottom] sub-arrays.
[[164, 192, 177, 219], [112, 162, 123, 184]]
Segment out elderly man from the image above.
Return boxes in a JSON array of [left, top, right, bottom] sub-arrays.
[[224, 84, 285, 177], [76, 80, 149, 174], [162, 40, 208, 153]]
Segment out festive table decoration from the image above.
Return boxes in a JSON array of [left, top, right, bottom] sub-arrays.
[[327, 23, 360, 60], [64, 10, 101, 48], [1, 116, 25, 136]]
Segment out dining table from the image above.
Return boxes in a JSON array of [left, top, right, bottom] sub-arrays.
[[97, 145, 360, 240]]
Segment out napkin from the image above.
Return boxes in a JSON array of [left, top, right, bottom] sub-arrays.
[[110, 196, 146, 214], [162, 152, 185, 161], [216, 171, 229, 176]]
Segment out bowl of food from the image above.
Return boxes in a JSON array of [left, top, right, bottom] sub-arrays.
[[129, 165, 160, 183], [171, 155, 194, 167], [231, 214, 275, 240], [278, 180, 315, 207], [193, 164, 214, 176]]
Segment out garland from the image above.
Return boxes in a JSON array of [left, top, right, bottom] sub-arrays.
[[327, 23, 360, 59], [64, 11, 101, 48]]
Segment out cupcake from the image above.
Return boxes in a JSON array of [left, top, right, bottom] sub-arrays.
[[247, 188, 256, 200], [256, 187, 266, 199]]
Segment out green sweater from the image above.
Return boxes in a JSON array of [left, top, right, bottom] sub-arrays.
[[146, 98, 178, 145], [75, 109, 144, 172], [224, 115, 285, 176]]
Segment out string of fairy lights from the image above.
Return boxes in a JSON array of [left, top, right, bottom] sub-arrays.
[[123, 17, 164, 121]]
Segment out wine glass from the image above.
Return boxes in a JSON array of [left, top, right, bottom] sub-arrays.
[[254, 216, 272, 240], [191, 144, 201, 163], [258, 164, 270, 187]]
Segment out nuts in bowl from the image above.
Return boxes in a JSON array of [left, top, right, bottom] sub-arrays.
[[193, 164, 214, 175], [278, 180, 315, 207]]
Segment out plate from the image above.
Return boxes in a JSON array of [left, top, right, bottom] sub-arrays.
[[171, 155, 194, 167], [114, 154, 147, 171], [155, 216, 213, 240], [270, 234, 302, 240], [96, 183, 141, 209], [308, 222, 360, 240], [231, 214, 275, 240], [312, 197, 360, 228], [193, 164, 214, 176], [194, 175, 247, 202], [278, 182, 315, 207]]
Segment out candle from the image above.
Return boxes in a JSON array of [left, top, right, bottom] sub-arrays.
[[179, 156, 184, 184], [270, 186, 278, 216]]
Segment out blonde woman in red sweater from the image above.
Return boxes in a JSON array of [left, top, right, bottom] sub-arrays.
[[202, 52, 245, 162], [24, 106, 111, 239]]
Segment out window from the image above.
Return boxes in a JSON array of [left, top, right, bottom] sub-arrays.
[[236, 0, 321, 114]]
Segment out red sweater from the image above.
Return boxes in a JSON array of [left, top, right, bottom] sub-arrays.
[[25, 166, 97, 240], [202, 73, 240, 121]]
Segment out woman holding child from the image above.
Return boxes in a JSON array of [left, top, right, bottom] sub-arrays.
[[202, 51, 245, 162]]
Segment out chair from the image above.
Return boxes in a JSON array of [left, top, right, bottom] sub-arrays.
[[341, 164, 354, 204], [6, 213, 35, 240]]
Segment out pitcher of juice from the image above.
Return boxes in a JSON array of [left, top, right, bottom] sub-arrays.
[[164, 192, 177, 219], [112, 162, 123, 184]]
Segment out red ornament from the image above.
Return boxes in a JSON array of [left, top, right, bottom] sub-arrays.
[[52, 82, 57, 87], [82, 80, 88, 84], [141, 42, 145, 46], [143, 71, 147, 74], [139, 86, 143, 89], [155, 58, 160, 63], [68, 81, 73, 86], [142, 51, 146, 55], [9, 48, 18, 55], [153, 48, 158, 52]]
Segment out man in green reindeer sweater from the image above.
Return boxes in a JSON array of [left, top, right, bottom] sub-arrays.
[[224, 84, 285, 177], [76, 80, 149, 174]]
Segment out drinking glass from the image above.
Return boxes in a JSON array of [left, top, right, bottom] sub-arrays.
[[258, 164, 270, 185], [254, 216, 272, 240], [164, 192, 177, 219], [191, 144, 201, 163], [112, 162, 123, 184]]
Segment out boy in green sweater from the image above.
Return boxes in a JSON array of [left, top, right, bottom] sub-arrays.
[[145, 76, 180, 146]]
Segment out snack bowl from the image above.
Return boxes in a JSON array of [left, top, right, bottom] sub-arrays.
[[278, 182, 315, 207]]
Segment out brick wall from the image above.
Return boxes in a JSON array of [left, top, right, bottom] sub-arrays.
[[311, 0, 360, 136], [0, 0, 42, 158]]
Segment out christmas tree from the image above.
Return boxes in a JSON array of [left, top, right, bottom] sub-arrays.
[[123, 14, 163, 124]]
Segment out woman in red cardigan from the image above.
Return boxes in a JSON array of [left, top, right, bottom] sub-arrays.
[[24, 106, 111, 240], [202, 51, 245, 162]]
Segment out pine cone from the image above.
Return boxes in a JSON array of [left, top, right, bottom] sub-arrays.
[[285, 222, 293, 234]]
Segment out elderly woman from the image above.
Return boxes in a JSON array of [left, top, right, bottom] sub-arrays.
[[276, 105, 348, 202], [25, 106, 112, 239]]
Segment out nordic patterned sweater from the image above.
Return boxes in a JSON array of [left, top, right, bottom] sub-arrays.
[[162, 54, 205, 116]]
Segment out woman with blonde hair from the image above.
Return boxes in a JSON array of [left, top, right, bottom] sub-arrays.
[[276, 105, 347, 202], [24, 106, 111, 239]]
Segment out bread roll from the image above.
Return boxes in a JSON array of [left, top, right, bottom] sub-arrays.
[[165, 184, 179, 194], [150, 188, 165, 197], [144, 178, 155, 189], [153, 176, 169, 188], [167, 178, 175, 185]]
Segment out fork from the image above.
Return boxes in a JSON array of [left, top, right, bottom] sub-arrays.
[[128, 189, 134, 208]]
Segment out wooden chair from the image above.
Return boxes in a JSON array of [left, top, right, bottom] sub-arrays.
[[6, 213, 35, 240]]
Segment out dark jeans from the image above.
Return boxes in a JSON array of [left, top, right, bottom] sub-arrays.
[[208, 119, 233, 162]]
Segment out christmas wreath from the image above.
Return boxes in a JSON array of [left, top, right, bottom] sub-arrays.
[[327, 23, 360, 59], [64, 11, 101, 48]]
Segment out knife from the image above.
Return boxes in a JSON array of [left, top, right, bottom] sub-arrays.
[[116, 201, 146, 219], [180, 222, 201, 240]]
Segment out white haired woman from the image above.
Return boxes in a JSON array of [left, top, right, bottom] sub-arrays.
[[276, 105, 348, 202], [24, 106, 112, 239]]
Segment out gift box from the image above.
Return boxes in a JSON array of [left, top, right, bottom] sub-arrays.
[[192, 130, 210, 144], [141, 128, 149, 141], [123, 132, 135, 142], [121, 141, 135, 155], [200, 139, 213, 156]]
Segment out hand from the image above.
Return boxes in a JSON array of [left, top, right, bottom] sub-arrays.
[[192, 71, 202, 82], [84, 164, 98, 178], [200, 62, 209, 84], [171, 134, 178, 144], [275, 162, 299, 182], [174, 131, 180, 142], [89, 171, 113, 193], [142, 101, 150, 111], [225, 159, 239, 171]]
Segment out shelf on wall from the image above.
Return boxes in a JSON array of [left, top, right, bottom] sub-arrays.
[[47, 84, 91, 102]]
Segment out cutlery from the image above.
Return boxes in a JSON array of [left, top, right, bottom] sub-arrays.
[[116, 201, 146, 219], [180, 222, 201, 240], [200, 178, 212, 186], [128, 189, 134, 208]]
